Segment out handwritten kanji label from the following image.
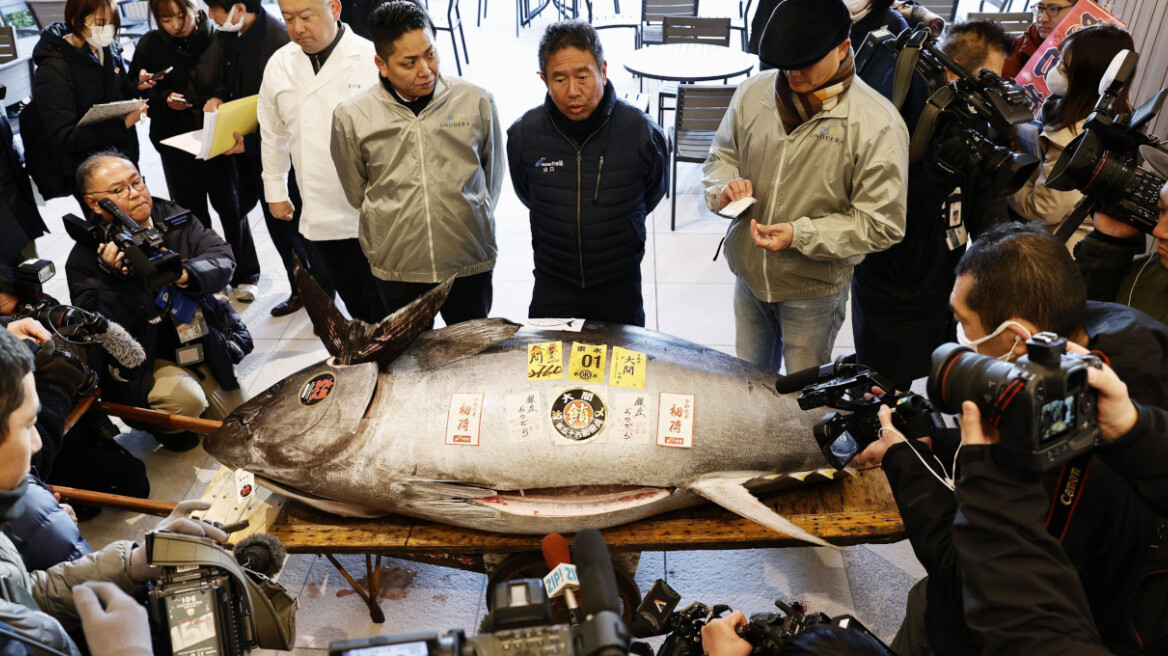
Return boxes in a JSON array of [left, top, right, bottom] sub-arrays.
[[656, 393, 695, 449], [234, 469, 255, 503], [609, 347, 647, 390], [527, 341, 564, 380], [612, 392, 651, 443], [298, 371, 337, 407], [567, 343, 606, 383], [506, 392, 544, 444], [445, 393, 483, 446]]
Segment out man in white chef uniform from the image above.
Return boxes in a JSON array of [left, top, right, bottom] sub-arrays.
[[258, 0, 386, 322]]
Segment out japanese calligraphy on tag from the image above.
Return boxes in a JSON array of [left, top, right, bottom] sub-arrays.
[[234, 469, 255, 503], [609, 347, 647, 390], [656, 393, 695, 449], [567, 343, 607, 383], [506, 392, 544, 443], [550, 387, 607, 445], [612, 392, 651, 443], [527, 341, 564, 380], [445, 393, 483, 446]]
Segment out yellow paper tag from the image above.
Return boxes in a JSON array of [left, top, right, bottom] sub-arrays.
[[567, 343, 607, 384], [527, 341, 564, 380], [609, 347, 647, 390]]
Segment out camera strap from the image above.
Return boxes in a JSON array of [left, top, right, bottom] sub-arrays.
[[910, 85, 954, 163], [1045, 454, 1093, 542]]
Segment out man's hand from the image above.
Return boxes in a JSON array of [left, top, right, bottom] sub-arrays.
[[958, 401, 1001, 445], [719, 178, 753, 210], [204, 97, 224, 113], [157, 499, 230, 542], [98, 241, 130, 275], [1087, 364, 1139, 442], [6, 317, 50, 343], [700, 611, 752, 656], [53, 492, 79, 524], [1092, 211, 1141, 239], [750, 219, 793, 252], [34, 339, 93, 399], [136, 69, 158, 91], [223, 131, 245, 155], [269, 201, 295, 221], [74, 583, 152, 656], [855, 404, 907, 466], [166, 92, 192, 111], [122, 103, 148, 129]]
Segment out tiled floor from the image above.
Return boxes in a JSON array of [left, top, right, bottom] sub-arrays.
[[31, 0, 986, 650]]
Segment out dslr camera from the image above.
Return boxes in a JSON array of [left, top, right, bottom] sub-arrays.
[[145, 531, 297, 656], [10, 258, 113, 346], [63, 198, 188, 291], [856, 27, 1039, 197], [928, 333, 1102, 472], [1047, 50, 1167, 234]]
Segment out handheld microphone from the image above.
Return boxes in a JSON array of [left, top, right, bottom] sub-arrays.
[[542, 533, 583, 626], [571, 529, 628, 656], [774, 360, 859, 395]]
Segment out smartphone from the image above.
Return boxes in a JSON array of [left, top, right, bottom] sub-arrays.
[[145, 66, 173, 82]]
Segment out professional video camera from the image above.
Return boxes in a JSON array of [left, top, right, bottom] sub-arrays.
[[775, 361, 946, 470], [928, 332, 1102, 473], [329, 529, 628, 656], [1046, 50, 1168, 237], [63, 199, 188, 291], [145, 531, 297, 656], [856, 26, 1039, 197]]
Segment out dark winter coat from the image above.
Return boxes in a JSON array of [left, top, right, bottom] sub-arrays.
[[128, 12, 216, 147], [63, 198, 241, 407], [1075, 231, 1168, 327], [506, 82, 669, 289], [31, 23, 140, 187], [0, 114, 46, 266], [2, 476, 91, 573]]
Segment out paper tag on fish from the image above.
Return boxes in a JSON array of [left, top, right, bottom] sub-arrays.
[[527, 342, 564, 380], [609, 347, 647, 390], [506, 392, 544, 443], [234, 469, 255, 503], [567, 342, 606, 384], [521, 318, 585, 332], [550, 386, 608, 445], [446, 393, 483, 446], [612, 392, 652, 443], [656, 393, 695, 449]]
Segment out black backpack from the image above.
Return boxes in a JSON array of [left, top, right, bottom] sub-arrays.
[[17, 81, 74, 200]]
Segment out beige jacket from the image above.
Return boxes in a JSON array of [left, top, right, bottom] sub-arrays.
[[702, 71, 909, 303], [1009, 120, 1090, 250]]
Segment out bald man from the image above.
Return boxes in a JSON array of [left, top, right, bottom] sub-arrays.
[[257, 0, 384, 322]]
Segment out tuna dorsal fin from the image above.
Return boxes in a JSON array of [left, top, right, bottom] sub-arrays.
[[410, 318, 523, 369], [687, 473, 840, 549], [295, 258, 454, 366]]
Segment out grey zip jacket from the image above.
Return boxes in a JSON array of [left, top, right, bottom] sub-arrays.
[[331, 76, 503, 283], [702, 71, 909, 303]]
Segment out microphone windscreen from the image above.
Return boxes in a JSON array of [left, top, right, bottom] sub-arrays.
[[542, 533, 571, 569], [100, 319, 146, 368], [572, 528, 620, 617], [234, 533, 287, 578]]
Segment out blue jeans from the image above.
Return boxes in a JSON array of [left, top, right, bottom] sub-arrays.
[[733, 277, 848, 373]]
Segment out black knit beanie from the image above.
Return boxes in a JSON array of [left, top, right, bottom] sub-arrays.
[[758, 0, 852, 70]]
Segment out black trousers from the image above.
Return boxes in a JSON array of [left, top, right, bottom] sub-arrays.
[[159, 147, 261, 285], [235, 155, 333, 297], [529, 272, 645, 327], [377, 270, 493, 326], [311, 237, 385, 323]]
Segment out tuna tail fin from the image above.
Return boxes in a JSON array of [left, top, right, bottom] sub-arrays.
[[687, 473, 841, 549], [294, 257, 454, 366]]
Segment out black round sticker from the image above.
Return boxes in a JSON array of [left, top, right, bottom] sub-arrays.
[[299, 372, 337, 407], [550, 388, 606, 442]]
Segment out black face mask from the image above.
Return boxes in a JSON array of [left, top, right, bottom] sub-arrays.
[[0, 477, 30, 524]]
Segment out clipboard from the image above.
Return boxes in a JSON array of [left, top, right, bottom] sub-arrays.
[[159, 95, 259, 159], [77, 99, 145, 127]]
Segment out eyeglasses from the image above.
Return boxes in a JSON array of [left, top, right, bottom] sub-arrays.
[[88, 176, 147, 199], [1032, 3, 1075, 18]]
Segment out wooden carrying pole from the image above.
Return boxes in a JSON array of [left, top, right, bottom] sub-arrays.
[[98, 401, 223, 434], [50, 486, 177, 517]]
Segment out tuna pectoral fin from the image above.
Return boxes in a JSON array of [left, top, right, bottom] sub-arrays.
[[295, 257, 454, 367], [687, 474, 840, 549]]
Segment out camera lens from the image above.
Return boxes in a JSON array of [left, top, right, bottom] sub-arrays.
[[927, 343, 1017, 414], [987, 149, 1041, 197]]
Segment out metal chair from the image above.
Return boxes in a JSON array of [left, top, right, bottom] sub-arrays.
[[0, 26, 16, 65], [639, 0, 697, 48], [584, 0, 640, 47], [668, 84, 736, 230], [726, 0, 752, 51], [979, 0, 1032, 11], [118, 0, 151, 42], [916, 0, 959, 22], [433, 0, 469, 75], [966, 11, 1035, 37], [25, 0, 65, 29], [657, 16, 731, 125]]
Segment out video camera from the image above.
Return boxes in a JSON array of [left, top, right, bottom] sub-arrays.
[[63, 199, 189, 291], [145, 531, 297, 656], [928, 332, 1102, 473], [1047, 49, 1168, 236], [856, 27, 1039, 197], [776, 361, 945, 470]]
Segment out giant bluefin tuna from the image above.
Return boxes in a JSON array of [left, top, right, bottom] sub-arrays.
[[204, 271, 842, 546]]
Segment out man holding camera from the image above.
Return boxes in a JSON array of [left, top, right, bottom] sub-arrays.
[[64, 151, 250, 452], [702, 0, 907, 374], [858, 221, 1168, 655]]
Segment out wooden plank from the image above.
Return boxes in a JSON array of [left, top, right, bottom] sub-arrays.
[[198, 465, 288, 546]]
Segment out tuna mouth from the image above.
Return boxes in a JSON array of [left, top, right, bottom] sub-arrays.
[[470, 485, 673, 518]]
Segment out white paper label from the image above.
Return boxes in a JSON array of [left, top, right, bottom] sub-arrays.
[[520, 318, 586, 332], [506, 392, 544, 444], [656, 393, 695, 449], [234, 468, 255, 502], [446, 393, 484, 446], [612, 392, 652, 443]]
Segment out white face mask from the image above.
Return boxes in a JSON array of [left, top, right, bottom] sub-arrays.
[[956, 320, 1032, 362], [216, 5, 244, 32], [85, 23, 115, 48], [843, 0, 872, 20], [1046, 65, 1069, 97]]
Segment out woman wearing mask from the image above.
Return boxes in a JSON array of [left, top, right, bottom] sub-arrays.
[[31, 0, 153, 207], [129, 0, 260, 299], [1008, 25, 1135, 250]]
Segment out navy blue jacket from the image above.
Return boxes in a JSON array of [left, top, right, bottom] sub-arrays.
[[507, 82, 668, 289], [2, 476, 91, 573], [64, 198, 240, 407]]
